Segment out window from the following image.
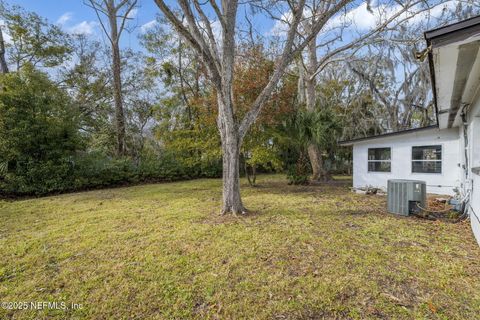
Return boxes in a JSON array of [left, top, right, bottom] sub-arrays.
[[412, 145, 442, 173], [368, 147, 391, 172]]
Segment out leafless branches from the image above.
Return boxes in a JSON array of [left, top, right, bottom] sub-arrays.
[[85, 0, 138, 45], [86, 0, 138, 155]]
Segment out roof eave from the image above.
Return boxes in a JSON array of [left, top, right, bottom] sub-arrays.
[[424, 15, 480, 129], [425, 35, 440, 126], [338, 124, 439, 146], [425, 15, 480, 44]]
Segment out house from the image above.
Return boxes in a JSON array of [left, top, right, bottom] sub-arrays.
[[340, 125, 461, 195], [340, 16, 480, 245]]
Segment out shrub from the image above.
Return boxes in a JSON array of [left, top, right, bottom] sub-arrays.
[[0, 66, 80, 196], [0, 67, 223, 197], [0, 158, 75, 195], [286, 166, 309, 185], [286, 153, 310, 185], [72, 154, 137, 189]]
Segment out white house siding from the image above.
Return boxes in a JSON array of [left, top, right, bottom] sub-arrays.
[[352, 127, 461, 195], [465, 93, 480, 245]]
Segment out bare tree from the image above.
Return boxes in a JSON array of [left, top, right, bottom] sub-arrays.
[[348, 42, 433, 132], [0, 26, 8, 73], [296, 0, 446, 181], [153, 0, 353, 214], [341, 0, 463, 133], [86, 0, 138, 156]]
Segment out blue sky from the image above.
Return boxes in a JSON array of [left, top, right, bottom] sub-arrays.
[[6, 1, 458, 56], [8, 0, 164, 51], [6, 0, 277, 52]]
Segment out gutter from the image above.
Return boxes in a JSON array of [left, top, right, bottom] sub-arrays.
[[424, 36, 439, 126], [424, 15, 480, 128], [338, 124, 439, 146]]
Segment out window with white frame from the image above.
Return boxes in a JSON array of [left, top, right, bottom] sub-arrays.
[[368, 147, 391, 172], [412, 145, 442, 173]]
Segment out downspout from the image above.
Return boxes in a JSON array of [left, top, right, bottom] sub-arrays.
[[458, 104, 472, 219], [461, 105, 470, 179]]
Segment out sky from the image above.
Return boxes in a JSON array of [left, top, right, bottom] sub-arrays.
[[5, 0, 275, 53], [5, 0, 459, 55], [7, 0, 165, 51]]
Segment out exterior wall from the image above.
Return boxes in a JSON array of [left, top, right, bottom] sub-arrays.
[[465, 93, 480, 246], [352, 127, 461, 195]]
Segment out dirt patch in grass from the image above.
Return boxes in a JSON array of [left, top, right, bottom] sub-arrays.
[[1, 174, 479, 319]]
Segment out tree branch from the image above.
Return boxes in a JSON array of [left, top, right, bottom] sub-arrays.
[[239, 0, 309, 139], [117, 0, 138, 40], [310, 0, 432, 80], [209, 0, 226, 29], [85, 0, 114, 44], [192, 0, 221, 66], [153, 0, 223, 90]]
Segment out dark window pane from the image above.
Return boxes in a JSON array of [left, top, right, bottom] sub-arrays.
[[412, 161, 442, 173], [412, 145, 442, 160], [368, 148, 391, 161], [368, 161, 391, 172]]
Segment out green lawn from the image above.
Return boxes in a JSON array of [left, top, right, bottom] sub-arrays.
[[1, 175, 479, 319]]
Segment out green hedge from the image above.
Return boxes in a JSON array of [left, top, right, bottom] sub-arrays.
[[0, 152, 222, 197], [0, 67, 223, 197]]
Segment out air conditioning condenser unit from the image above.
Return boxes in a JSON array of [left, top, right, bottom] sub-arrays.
[[387, 179, 426, 216]]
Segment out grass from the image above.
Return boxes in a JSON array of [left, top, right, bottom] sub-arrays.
[[0, 175, 479, 319]]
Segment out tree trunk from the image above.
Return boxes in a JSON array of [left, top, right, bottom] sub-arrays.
[[244, 157, 253, 187], [252, 165, 256, 186], [304, 35, 330, 181], [109, 13, 126, 156], [297, 58, 306, 105], [221, 132, 245, 214], [245, 160, 256, 187], [308, 143, 331, 181], [218, 97, 245, 215], [0, 26, 8, 74], [88, 0, 132, 156], [112, 45, 126, 155]]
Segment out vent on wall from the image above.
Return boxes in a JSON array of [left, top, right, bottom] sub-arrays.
[[387, 179, 426, 216]]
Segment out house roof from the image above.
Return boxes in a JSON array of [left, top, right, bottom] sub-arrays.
[[425, 15, 480, 44], [338, 125, 439, 146], [425, 15, 480, 129]]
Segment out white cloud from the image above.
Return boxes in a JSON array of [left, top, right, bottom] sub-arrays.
[[140, 20, 157, 33], [268, 1, 458, 37], [67, 21, 98, 35], [57, 12, 73, 25], [267, 12, 292, 37], [327, 0, 458, 32], [127, 8, 138, 19], [404, 1, 457, 25], [327, 2, 379, 31]]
